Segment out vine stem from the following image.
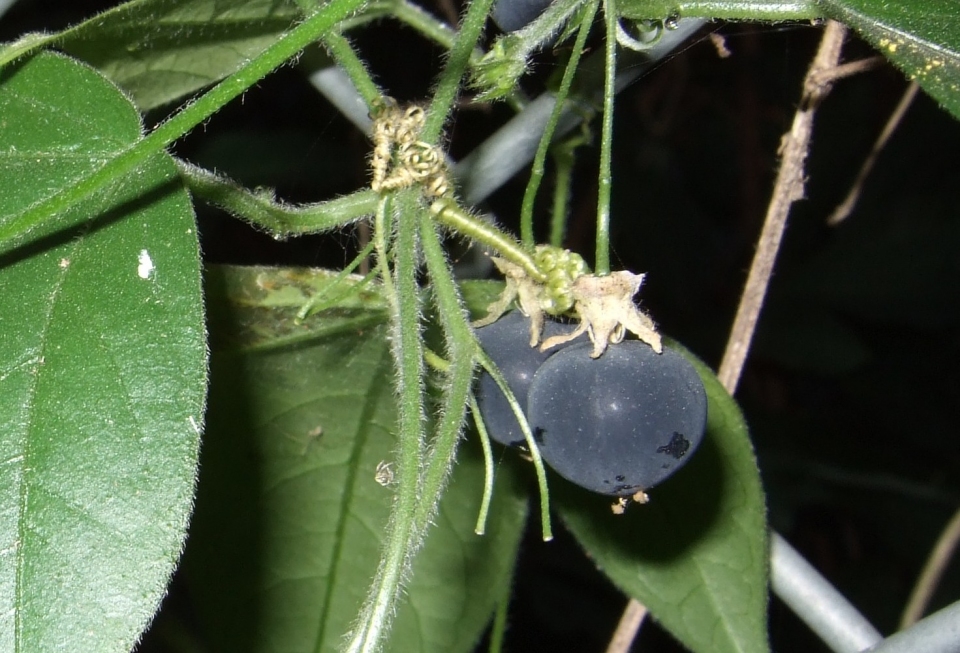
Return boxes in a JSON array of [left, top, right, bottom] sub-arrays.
[[321, 30, 382, 109], [474, 348, 554, 541], [413, 211, 477, 534], [606, 19, 849, 653], [469, 394, 497, 535], [422, 0, 497, 141], [595, 0, 618, 275], [176, 160, 378, 236], [519, 0, 600, 247], [0, 0, 366, 252], [430, 199, 546, 282], [604, 600, 648, 653], [346, 191, 426, 653]]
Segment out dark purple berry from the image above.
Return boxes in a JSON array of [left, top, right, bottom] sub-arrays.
[[527, 340, 707, 496], [474, 311, 582, 447]]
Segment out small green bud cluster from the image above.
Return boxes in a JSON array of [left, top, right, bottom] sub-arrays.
[[470, 35, 527, 102], [533, 245, 588, 314]]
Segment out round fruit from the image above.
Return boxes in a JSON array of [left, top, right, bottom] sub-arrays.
[[474, 310, 583, 447], [527, 340, 707, 496], [491, 0, 553, 32]]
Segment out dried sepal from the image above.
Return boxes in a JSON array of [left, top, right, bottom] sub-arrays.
[[478, 252, 662, 359], [544, 271, 662, 358], [473, 256, 546, 346]]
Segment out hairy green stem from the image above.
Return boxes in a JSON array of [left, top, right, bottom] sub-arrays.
[[296, 240, 379, 321], [518, 0, 599, 246], [430, 199, 546, 282], [509, 0, 588, 61], [595, 0, 618, 275], [389, 0, 527, 108], [618, 0, 820, 20], [0, 0, 365, 251], [415, 212, 478, 533], [322, 30, 381, 109], [176, 160, 378, 236], [422, 0, 497, 141], [469, 394, 497, 535], [475, 348, 553, 541], [347, 191, 425, 653]]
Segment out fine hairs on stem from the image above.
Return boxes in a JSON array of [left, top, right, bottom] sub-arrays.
[[345, 193, 427, 653]]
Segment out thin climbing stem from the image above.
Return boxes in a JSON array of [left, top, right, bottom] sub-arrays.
[[604, 600, 649, 653], [296, 239, 379, 321], [469, 394, 497, 535], [595, 0, 618, 275], [518, 0, 599, 247], [422, 0, 497, 141], [475, 348, 553, 541], [549, 128, 588, 247], [0, 0, 366, 252], [828, 80, 919, 225], [322, 30, 381, 109]]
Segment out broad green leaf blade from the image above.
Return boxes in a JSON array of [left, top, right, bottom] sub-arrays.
[[57, 0, 301, 111], [557, 348, 768, 653], [185, 265, 528, 652], [0, 53, 206, 652], [821, 0, 960, 121]]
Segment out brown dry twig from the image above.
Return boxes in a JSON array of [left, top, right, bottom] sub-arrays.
[[828, 81, 920, 225], [606, 19, 850, 653], [716, 19, 848, 393], [899, 505, 960, 629]]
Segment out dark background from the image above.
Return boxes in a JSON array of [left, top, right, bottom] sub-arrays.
[[4, 1, 960, 650]]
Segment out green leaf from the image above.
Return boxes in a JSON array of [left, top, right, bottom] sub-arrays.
[[57, 0, 301, 111], [0, 52, 206, 652], [185, 265, 528, 652], [556, 346, 769, 653], [821, 0, 960, 121]]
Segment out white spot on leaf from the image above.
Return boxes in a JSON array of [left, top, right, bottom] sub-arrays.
[[138, 249, 155, 279]]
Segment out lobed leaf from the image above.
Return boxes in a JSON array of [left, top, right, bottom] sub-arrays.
[[0, 52, 206, 652], [557, 345, 769, 653]]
